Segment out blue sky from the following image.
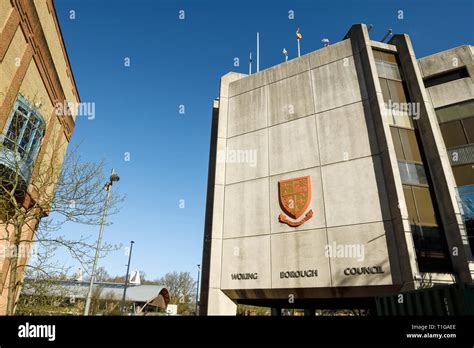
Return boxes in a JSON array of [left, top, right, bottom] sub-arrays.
[[52, 0, 474, 281]]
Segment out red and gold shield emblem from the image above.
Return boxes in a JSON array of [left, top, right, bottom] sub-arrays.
[[278, 176, 313, 227]]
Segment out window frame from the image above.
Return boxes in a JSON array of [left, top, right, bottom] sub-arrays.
[[1, 94, 46, 167]]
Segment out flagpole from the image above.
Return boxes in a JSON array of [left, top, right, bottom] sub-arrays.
[[249, 52, 252, 75], [297, 39, 301, 58], [256, 32, 260, 72]]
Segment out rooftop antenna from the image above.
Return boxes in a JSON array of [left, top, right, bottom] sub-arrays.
[[322, 38, 330, 47], [381, 28, 393, 43], [256, 32, 260, 72], [249, 52, 252, 75], [368, 24, 374, 32], [282, 48, 288, 62]]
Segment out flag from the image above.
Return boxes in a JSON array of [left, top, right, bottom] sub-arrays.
[[296, 28, 302, 40]]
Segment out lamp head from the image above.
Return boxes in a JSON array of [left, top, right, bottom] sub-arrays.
[[110, 168, 120, 183]]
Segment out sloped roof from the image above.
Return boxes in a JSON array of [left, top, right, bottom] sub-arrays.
[[22, 280, 170, 306]]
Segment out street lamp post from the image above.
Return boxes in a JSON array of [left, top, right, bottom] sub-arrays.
[[121, 240, 135, 315], [195, 264, 200, 316], [83, 169, 120, 316]]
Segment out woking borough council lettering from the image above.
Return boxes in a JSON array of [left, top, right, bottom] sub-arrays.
[[231, 273, 258, 280], [280, 269, 318, 279]]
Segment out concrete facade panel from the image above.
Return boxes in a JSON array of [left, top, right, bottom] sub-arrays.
[[228, 71, 266, 97], [221, 236, 271, 289], [264, 55, 310, 84], [322, 156, 390, 227], [418, 45, 473, 77], [225, 129, 268, 184], [228, 86, 267, 137], [208, 238, 223, 289], [269, 115, 319, 175], [327, 222, 393, 287], [271, 229, 331, 288], [311, 55, 367, 113], [267, 72, 315, 126], [427, 78, 474, 108], [223, 177, 270, 239], [211, 185, 224, 239], [317, 101, 377, 165], [308, 39, 353, 69], [214, 137, 226, 185], [207, 288, 237, 315]]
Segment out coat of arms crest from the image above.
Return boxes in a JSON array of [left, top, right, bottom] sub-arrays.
[[278, 176, 313, 227]]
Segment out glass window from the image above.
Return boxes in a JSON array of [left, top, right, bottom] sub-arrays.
[[384, 88, 413, 128], [379, 78, 390, 103], [376, 61, 402, 80], [462, 117, 474, 144], [412, 186, 437, 225], [403, 185, 418, 224], [452, 164, 474, 187], [391, 127, 404, 160], [399, 128, 422, 162], [411, 225, 452, 273], [2, 95, 45, 165], [439, 120, 468, 148], [374, 49, 398, 64], [5, 111, 26, 142], [457, 185, 474, 220], [372, 49, 382, 61], [399, 161, 428, 185], [387, 79, 408, 103], [380, 51, 398, 64], [389, 111, 413, 128]]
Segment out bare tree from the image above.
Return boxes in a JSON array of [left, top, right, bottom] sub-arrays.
[[16, 247, 73, 316], [0, 101, 124, 315]]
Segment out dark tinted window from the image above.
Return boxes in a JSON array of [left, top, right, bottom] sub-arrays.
[[412, 186, 437, 225], [411, 225, 452, 273], [403, 185, 418, 223], [424, 67, 469, 88], [379, 78, 391, 103], [391, 127, 404, 160], [439, 120, 468, 148], [452, 164, 474, 186], [463, 117, 474, 143], [373, 49, 398, 64], [399, 128, 422, 162]]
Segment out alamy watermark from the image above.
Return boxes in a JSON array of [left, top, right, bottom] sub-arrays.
[[55, 100, 95, 120], [0, 242, 38, 259], [324, 241, 365, 261], [383, 100, 420, 120], [217, 149, 257, 168]]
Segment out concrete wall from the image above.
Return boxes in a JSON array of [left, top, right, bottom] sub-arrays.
[[204, 29, 404, 314], [202, 24, 474, 315]]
